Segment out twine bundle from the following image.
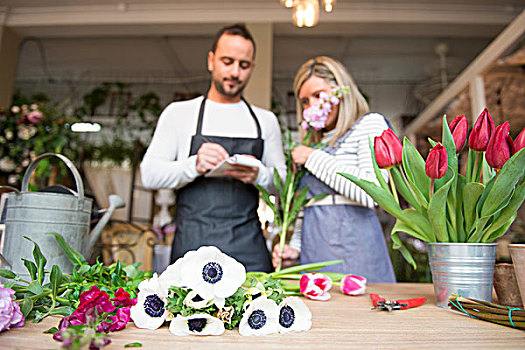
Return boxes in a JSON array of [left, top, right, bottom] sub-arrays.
[[448, 294, 525, 330]]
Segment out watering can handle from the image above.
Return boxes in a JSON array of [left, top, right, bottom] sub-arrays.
[[21, 153, 85, 200]]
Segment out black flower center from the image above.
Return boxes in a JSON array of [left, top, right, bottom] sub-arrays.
[[202, 262, 223, 284], [188, 318, 207, 332], [279, 305, 295, 328], [144, 294, 165, 318], [192, 294, 204, 302], [248, 309, 267, 330]]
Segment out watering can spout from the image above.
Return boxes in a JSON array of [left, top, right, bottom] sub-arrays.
[[85, 194, 126, 254]]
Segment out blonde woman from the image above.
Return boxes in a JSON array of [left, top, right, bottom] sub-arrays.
[[272, 56, 396, 282]]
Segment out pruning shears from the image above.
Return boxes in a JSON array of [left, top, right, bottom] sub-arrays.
[[370, 293, 426, 312]]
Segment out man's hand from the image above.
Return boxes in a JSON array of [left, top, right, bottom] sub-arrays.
[[196, 143, 229, 175], [272, 244, 300, 269], [292, 145, 315, 165], [223, 154, 259, 184]]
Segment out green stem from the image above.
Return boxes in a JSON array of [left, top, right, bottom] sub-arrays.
[[388, 169, 399, 205]]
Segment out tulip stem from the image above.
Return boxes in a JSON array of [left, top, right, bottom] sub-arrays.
[[429, 179, 435, 199], [388, 169, 399, 205]]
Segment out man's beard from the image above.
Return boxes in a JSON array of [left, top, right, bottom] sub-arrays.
[[213, 77, 245, 98]]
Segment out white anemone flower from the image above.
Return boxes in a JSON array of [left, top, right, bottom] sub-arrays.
[[130, 273, 169, 330], [159, 257, 185, 291], [169, 313, 225, 336], [278, 297, 312, 334], [239, 297, 279, 336], [183, 290, 215, 309], [180, 246, 246, 302]]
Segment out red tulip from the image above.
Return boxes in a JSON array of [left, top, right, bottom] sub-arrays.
[[468, 108, 495, 151], [425, 143, 448, 179], [374, 128, 403, 169], [515, 127, 525, 152], [449, 115, 468, 153], [486, 122, 515, 170]]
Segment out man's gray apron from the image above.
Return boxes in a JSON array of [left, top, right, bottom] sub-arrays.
[[300, 117, 396, 282], [171, 96, 272, 272]]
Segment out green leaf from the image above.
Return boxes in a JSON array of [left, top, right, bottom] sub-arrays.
[[27, 280, 44, 295], [124, 343, 143, 348], [24, 236, 47, 285], [480, 148, 525, 218], [46, 232, 86, 266], [428, 174, 455, 242], [368, 137, 389, 191], [0, 268, 16, 280], [402, 138, 430, 203], [21, 295, 34, 317], [23, 259, 38, 281], [50, 265, 63, 299]]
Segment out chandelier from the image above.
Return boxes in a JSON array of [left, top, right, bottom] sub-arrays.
[[281, 0, 336, 28]]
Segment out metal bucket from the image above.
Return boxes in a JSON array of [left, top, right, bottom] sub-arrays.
[[2, 154, 92, 279], [427, 242, 497, 308]]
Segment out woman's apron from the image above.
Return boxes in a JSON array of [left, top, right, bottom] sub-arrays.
[[299, 123, 396, 283], [171, 96, 272, 272]]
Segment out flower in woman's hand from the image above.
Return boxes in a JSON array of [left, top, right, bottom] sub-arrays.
[[469, 108, 495, 151], [514, 127, 525, 152], [277, 297, 312, 334], [486, 121, 515, 171], [299, 273, 332, 301], [340, 275, 367, 296], [449, 115, 468, 153], [0, 286, 24, 332], [179, 246, 246, 307], [169, 313, 225, 336], [239, 298, 279, 336], [425, 143, 448, 179], [130, 273, 169, 330], [374, 128, 403, 169]]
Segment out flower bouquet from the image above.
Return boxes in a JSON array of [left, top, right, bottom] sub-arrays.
[[130, 246, 313, 336], [258, 86, 349, 272], [339, 109, 525, 268]]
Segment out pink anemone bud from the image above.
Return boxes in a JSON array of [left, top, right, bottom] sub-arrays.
[[449, 115, 468, 153], [514, 127, 525, 152], [486, 121, 515, 171], [468, 108, 495, 152], [374, 128, 403, 169], [340, 275, 367, 296], [299, 273, 332, 301], [425, 143, 448, 179]]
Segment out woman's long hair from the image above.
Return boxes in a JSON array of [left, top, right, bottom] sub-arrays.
[[293, 56, 369, 146]]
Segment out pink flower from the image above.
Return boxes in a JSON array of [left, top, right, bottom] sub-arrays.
[[340, 275, 367, 296], [299, 273, 332, 301], [111, 288, 136, 308], [0, 286, 25, 332]]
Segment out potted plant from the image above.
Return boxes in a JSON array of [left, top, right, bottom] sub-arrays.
[[339, 109, 525, 307]]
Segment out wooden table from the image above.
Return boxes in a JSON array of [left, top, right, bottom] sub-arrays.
[[2, 283, 524, 349]]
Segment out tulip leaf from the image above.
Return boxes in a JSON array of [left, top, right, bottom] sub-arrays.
[[428, 173, 455, 242], [368, 137, 389, 192], [390, 167, 423, 213], [463, 182, 485, 236], [402, 138, 430, 203], [46, 232, 86, 266], [390, 227, 417, 269], [480, 148, 525, 218]]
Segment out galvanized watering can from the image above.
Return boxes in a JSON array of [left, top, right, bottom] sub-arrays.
[[0, 153, 125, 278]]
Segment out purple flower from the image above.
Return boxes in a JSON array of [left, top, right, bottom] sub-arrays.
[[0, 286, 25, 332]]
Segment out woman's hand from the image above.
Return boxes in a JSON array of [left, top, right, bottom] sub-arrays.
[[292, 145, 315, 165], [272, 244, 300, 269]]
